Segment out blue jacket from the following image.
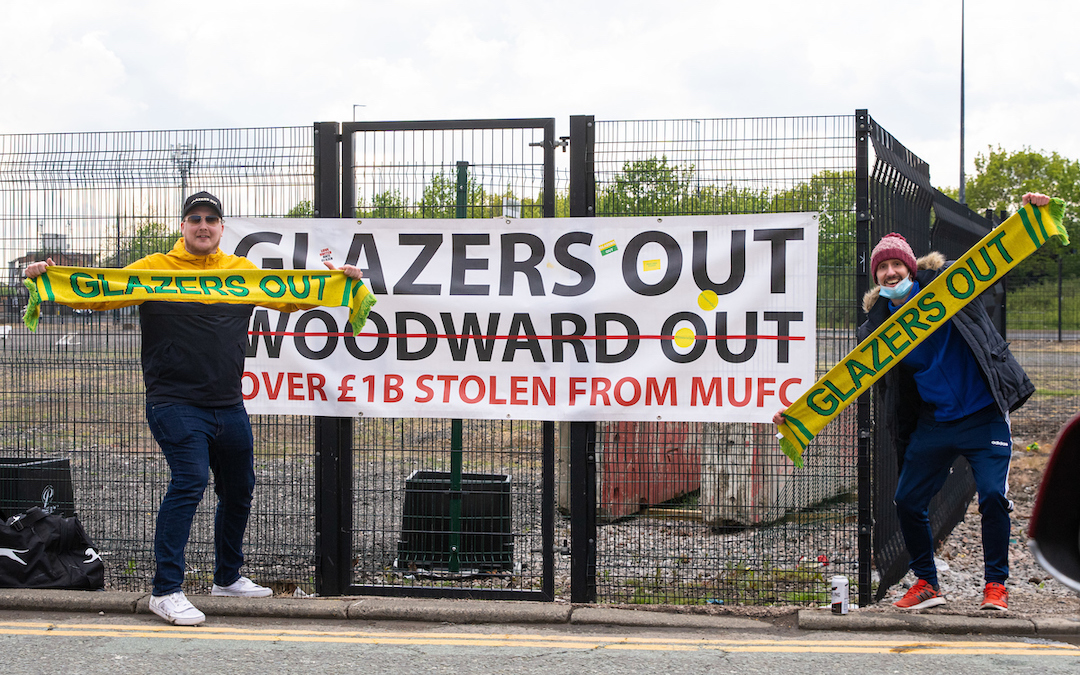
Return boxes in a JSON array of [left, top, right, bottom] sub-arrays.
[[856, 252, 1034, 454]]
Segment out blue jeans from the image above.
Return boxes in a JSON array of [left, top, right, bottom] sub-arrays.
[[145, 401, 255, 596], [894, 405, 1013, 587]]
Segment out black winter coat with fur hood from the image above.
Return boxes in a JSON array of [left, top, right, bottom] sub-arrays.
[[856, 251, 1034, 455]]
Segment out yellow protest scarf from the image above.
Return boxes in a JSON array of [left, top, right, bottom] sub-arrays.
[[22, 267, 376, 334], [777, 198, 1067, 467]]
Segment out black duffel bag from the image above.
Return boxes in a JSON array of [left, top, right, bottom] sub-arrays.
[[0, 507, 104, 590]]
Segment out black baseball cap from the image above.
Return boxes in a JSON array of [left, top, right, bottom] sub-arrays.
[[181, 191, 223, 219]]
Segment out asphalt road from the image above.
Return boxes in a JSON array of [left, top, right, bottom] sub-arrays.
[[1, 610, 1078, 675]]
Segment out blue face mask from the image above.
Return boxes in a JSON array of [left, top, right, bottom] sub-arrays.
[[879, 277, 913, 300]]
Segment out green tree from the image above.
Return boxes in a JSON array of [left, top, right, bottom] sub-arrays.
[[518, 191, 570, 218], [358, 189, 410, 218], [417, 172, 502, 218], [944, 147, 1080, 283], [598, 156, 696, 216], [769, 169, 856, 268], [418, 173, 455, 217], [596, 156, 854, 269], [594, 155, 859, 324], [769, 170, 857, 326], [953, 147, 1080, 211], [105, 220, 175, 266], [286, 200, 313, 217]]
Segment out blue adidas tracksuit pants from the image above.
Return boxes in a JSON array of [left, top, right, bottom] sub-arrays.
[[894, 404, 1013, 587]]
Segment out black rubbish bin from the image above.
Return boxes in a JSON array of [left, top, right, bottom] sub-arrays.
[[395, 470, 513, 571], [0, 458, 75, 520]]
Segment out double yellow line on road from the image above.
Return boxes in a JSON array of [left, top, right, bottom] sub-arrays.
[[0, 621, 1077, 655]]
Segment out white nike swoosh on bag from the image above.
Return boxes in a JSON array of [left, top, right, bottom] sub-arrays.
[[83, 548, 101, 564]]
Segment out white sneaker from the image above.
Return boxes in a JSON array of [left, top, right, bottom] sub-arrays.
[[149, 591, 205, 626], [211, 576, 273, 598]]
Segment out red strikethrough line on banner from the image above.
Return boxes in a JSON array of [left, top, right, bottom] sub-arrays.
[[247, 332, 805, 341]]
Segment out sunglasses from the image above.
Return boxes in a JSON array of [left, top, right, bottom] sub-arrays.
[[184, 215, 221, 225]]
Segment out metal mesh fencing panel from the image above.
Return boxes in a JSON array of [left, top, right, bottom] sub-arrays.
[[4, 117, 1067, 605], [0, 127, 318, 593], [342, 122, 562, 596], [864, 127, 980, 599], [345, 121, 562, 219], [1006, 263, 1080, 447], [590, 117, 860, 605], [352, 418, 555, 594]]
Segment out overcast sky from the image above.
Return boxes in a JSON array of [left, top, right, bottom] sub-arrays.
[[3, 0, 1077, 191]]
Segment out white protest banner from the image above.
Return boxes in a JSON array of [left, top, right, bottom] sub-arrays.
[[223, 214, 818, 422]]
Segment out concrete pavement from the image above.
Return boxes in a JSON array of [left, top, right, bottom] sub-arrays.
[[0, 589, 1077, 636], [797, 608, 1080, 636]]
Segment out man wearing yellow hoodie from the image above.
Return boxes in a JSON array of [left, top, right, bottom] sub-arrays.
[[25, 192, 361, 625]]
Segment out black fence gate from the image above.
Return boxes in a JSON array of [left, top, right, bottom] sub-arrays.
[[310, 119, 560, 599]]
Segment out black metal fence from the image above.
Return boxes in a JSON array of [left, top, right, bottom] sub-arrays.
[[0, 127, 320, 592], [862, 122, 981, 600], [324, 119, 559, 599], [587, 116, 861, 605], [860, 121, 1080, 600], [1, 114, 1072, 607]]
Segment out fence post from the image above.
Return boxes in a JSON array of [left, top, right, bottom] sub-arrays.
[[568, 114, 597, 603], [313, 121, 353, 596], [543, 118, 557, 218], [569, 116, 595, 219], [854, 110, 873, 609], [540, 118, 558, 599], [446, 161, 470, 574]]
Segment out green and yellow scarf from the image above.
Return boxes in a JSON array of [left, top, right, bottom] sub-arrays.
[[778, 199, 1067, 466], [23, 267, 376, 334]]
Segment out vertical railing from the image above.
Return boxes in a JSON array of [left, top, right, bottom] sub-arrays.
[[448, 160, 469, 574], [854, 110, 873, 609], [567, 115, 597, 603], [313, 121, 353, 596]]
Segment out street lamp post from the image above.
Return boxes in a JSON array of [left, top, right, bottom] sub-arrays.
[[959, 0, 966, 204], [171, 143, 197, 208]]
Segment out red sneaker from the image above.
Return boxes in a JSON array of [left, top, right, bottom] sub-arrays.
[[893, 579, 945, 609], [980, 582, 1008, 611]]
